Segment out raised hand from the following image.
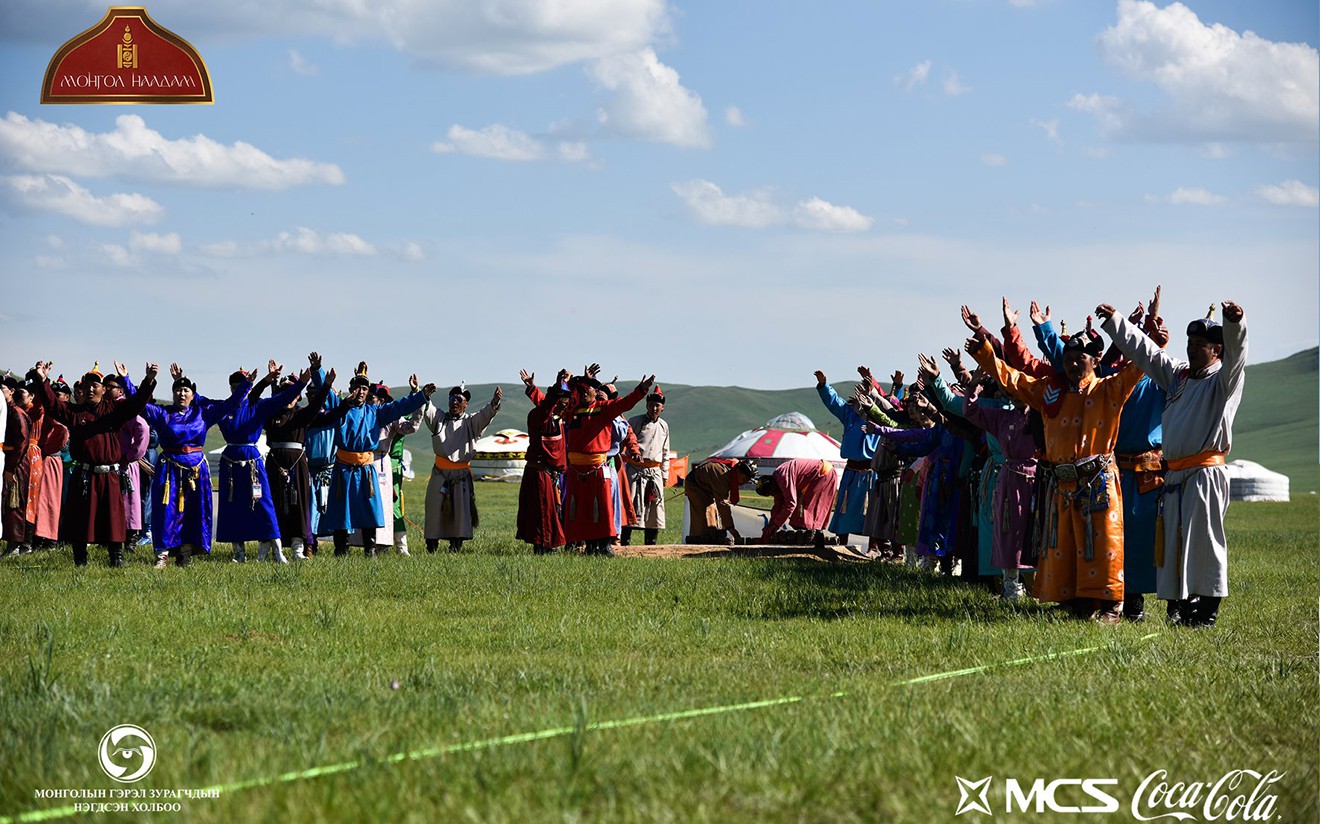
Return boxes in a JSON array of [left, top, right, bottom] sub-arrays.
[[857, 365, 873, 381], [409, 374, 420, 392], [1094, 304, 1117, 322], [1149, 285, 1162, 319], [814, 370, 827, 387], [555, 368, 570, 386], [114, 360, 129, 377], [325, 367, 337, 387], [1002, 296, 1019, 328], [297, 367, 312, 384], [144, 362, 160, 382], [308, 351, 322, 369], [267, 359, 283, 380], [518, 369, 535, 388], [890, 370, 904, 388], [422, 383, 438, 398], [34, 360, 52, 380], [633, 375, 656, 395], [1127, 302, 1146, 324], [493, 386, 503, 404], [1222, 300, 1244, 323], [585, 363, 601, 379], [960, 305, 981, 332], [170, 362, 183, 380], [917, 353, 940, 380], [1029, 301, 1050, 326], [942, 347, 964, 368], [963, 337, 980, 355]]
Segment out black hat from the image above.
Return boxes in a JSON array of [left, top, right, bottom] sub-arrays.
[[648, 387, 666, 404], [448, 386, 471, 401], [80, 371, 103, 386], [1, 375, 20, 391], [172, 377, 197, 393], [101, 374, 125, 390], [754, 475, 776, 496], [734, 458, 759, 478], [348, 374, 372, 390], [1186, 318, 1224, 346], [1062, 333, 1104, 358]]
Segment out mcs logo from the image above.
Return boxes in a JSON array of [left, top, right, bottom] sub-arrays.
[[1006, 778, 1121, 814]]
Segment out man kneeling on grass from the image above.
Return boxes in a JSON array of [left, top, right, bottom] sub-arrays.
[[684, 458, 757, 545]]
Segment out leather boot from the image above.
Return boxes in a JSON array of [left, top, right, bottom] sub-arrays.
[[1092, 599, 1123, 625], [1123, 593, 1146, 622], [73, 544, 89, 567], [233, 542, 247, 563], [426, 539, 439, 553], [619, 527, 633, 546], [108, 544, 125, 568], [333, 531, 349, 557], [1190, 596, 1221, 628], [644, 528, 658, 546], [176, 545, 192, 567]]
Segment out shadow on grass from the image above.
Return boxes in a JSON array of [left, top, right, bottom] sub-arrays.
[[731, 559, 1037, 625]]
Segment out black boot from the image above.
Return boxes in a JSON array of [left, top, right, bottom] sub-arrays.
[[644, 528, 658, 546], [72, 544, 89, 567], [1123, 593, 1146, 622], [333, 530, 349, 557], [363, 529, 377, 558], [619, 528, 633, 546], [108, 543, 125, 568], [426, 539, 439, 553], [448, 539, 464, 553], [1189, 596, 1221, 628], [176, 545, 191, 567]]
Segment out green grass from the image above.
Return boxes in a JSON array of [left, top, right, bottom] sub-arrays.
[[0, 486, 1315, 823]]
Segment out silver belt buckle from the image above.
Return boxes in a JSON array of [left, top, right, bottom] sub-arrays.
[[1055, 462, 1078, 483]]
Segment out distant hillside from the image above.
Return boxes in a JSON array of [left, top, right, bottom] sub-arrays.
[[186, 349, 1316, 494], [1230, 347, 1318, 493]]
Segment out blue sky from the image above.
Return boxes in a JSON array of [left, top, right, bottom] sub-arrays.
[[0, 0, 1315, 392]]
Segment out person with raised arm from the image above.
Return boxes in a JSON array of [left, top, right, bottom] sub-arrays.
[[1098, 298, 1247, 629], [31, 360, 158, 567]]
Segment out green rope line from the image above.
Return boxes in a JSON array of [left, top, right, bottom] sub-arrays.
[[0, 633, 1158, 823]]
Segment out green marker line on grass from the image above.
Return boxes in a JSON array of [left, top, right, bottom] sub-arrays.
[[0, 633, 1158, 824]]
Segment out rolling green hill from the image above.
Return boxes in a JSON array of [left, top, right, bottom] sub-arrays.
[[178, 348, 1317, 494]]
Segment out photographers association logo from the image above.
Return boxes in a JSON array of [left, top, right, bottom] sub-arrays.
[[98, 725, 156, 783]]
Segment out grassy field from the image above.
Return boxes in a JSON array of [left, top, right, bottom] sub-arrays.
[[0, 482, 1315, 823]]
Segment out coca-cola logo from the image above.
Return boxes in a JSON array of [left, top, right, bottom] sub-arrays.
[[1132, 769, 1285, 822]]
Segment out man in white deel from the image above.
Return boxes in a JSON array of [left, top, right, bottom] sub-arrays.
[[622, 387, 670, 546], [423, 383, 501, 553], [1098, 299, 1247, 629]]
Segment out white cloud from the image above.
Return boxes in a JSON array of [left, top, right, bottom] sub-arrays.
[[433, 124, 547, 161], [588, 48, 711, 148], [1152, 187, 1228, 206], [981, 153, 1009, 167], [130, 231, 182, 255], [1087, 0, 1319, 143], [403, 242, 425, 261], [943, 71, 971, 96], [1031, 117, 1061, 144], [289, 49, 319, 76], [432, 124, 592, 163], [43, 234, 62, 249], [200, 227, 378, 257], [1, 174, 164, 226], [895, 60, 932, 93], [671, 179, 871, 232], [725, 106, 748, 127], [792, 198, 873, 233], [1257, 180, 1319, 207], [671, 179, 782, 228], [0, 113, 345, 189], [101, 244, 134, 267]]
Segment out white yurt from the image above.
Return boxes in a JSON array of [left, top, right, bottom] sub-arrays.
[[1223, 460, 1290, 502], [471, 429, 529, 481], [707, 412, 843, 476]]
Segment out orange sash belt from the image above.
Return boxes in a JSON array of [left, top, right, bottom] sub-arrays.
[[433, 456, 471, 471], [568, 451, 608, 468], [336, 450, 374, 467], [1116, 450, 1163, 473], [1163, 450, 1226, 473]]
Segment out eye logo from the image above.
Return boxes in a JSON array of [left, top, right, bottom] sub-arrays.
[[98, 725, 156, 783]]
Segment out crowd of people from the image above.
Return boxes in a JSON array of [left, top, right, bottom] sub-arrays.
[[1, 289, 1246, 628]]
